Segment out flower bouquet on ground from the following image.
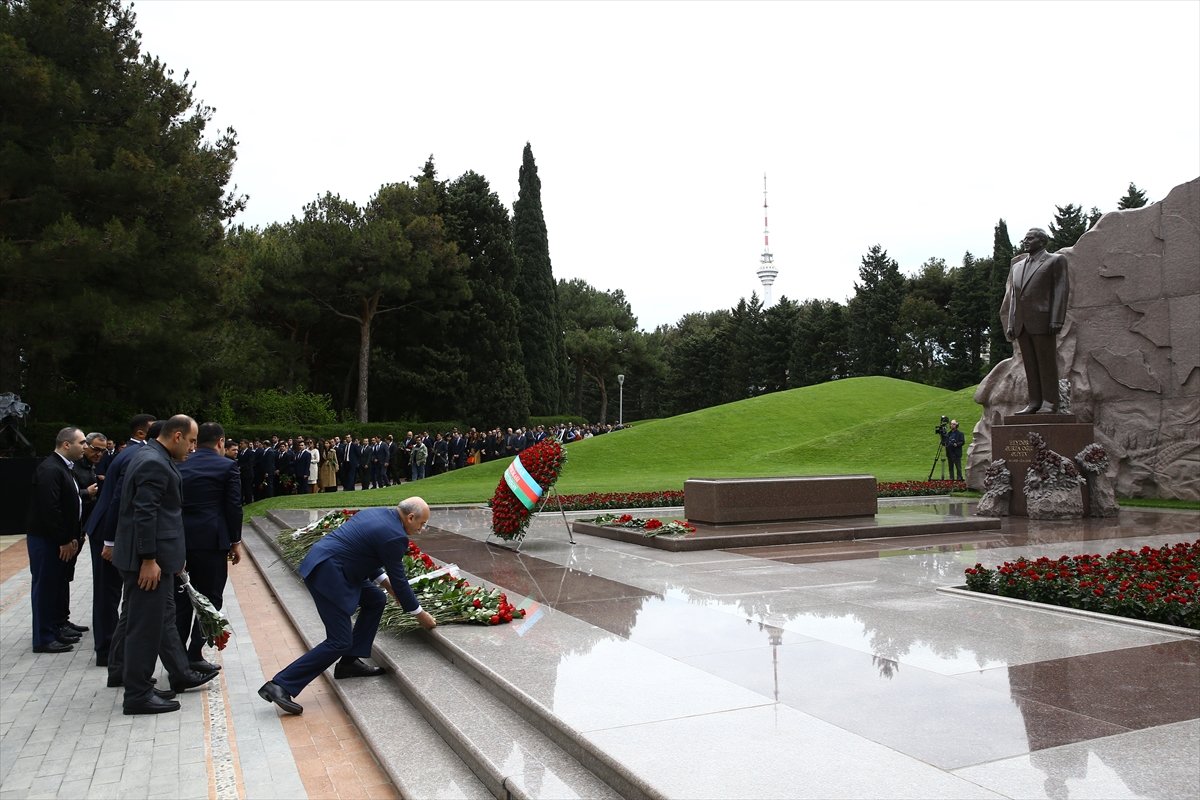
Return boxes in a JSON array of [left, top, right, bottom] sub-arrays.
[[583, 512, 697, 538], [964, 540, 1200, 629], [178, 570, 233, 650], [489, 439, 567, 541], [275, 511, 526, 631], [279, 509, 358, 562]]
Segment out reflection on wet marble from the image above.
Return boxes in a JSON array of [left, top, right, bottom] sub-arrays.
[[954, 640, 1200, 731], [267, 502, 1198, 797], [952, 719, 1200, 800], [680, 640, 1129, 770], [584, 703, 1006, 799]]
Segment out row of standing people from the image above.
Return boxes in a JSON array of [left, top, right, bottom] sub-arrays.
[[230, 421, 629, 504], [27, 414, 241, 715]]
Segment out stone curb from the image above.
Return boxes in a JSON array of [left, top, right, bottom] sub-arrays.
[[936, 585, 1200, 638]]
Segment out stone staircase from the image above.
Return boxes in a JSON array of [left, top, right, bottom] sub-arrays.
[[244, 511, 660, 800]]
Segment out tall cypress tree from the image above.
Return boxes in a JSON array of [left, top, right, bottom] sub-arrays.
[[988, 219, 1014, 366], [511, 143, 566, 415]]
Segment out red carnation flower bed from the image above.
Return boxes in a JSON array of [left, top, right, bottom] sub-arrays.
[[964, 540, 1200, 629], [489, 439, 567, 541]]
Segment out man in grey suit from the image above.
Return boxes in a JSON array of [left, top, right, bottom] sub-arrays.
[[1002, 228, 1070, 414], [112, 415, 202, 714]]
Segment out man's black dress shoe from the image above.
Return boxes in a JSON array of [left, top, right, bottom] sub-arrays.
[[333, 657, 385, 679], [189, 659, 221, 674], [169, 669, 218, 693], [258, 681, 303, 715], [32, 641, 73, 654], [153, 687, 177, 700], [64, 621, 89, 633], [56, 632, 81, 645], [123, 695, 180, 715]]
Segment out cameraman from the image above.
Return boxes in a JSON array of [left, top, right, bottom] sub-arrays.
[[945, 420, 966, 481]]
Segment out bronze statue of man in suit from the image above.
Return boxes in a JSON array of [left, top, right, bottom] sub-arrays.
[[1002, 228, 1070, 414]]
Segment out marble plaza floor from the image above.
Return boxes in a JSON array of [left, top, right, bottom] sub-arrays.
[[1, 499, 1198, 799]]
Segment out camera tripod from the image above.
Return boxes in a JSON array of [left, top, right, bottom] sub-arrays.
[[927, 437, 947, 481]]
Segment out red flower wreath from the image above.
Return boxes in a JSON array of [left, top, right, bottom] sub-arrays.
[[489, 439, 567, 540]]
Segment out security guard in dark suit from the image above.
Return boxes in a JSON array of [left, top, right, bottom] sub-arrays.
[[112, 415, 210, 715], [176, 422, 242, 670], [27, 427, 87, 653]]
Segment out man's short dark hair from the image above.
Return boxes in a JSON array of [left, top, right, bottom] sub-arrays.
[[130, 413, 155, 437], [159, 415, 194, 439], [197, 422, 225, 448], [55, 426, 82, 447]]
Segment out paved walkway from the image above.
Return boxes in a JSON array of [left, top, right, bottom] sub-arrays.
[[1, 501, 1197, 799], [0, 533, 395, 800]]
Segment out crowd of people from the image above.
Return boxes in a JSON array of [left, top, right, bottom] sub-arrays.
[[27, 415, 239, 715], [23, 411, 480, 719], [230, 421, 628, 504]]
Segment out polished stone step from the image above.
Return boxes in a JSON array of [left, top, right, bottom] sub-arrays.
[[246, 512, 636, 800]]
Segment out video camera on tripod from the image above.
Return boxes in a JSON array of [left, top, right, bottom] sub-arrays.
[[928, 414, 950, 480], [934, 415, 950, 445]]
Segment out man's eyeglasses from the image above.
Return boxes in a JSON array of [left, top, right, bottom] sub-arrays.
[[87, 444, 107, 452]]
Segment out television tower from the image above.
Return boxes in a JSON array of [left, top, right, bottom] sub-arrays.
[[756, 173, 778, 306]]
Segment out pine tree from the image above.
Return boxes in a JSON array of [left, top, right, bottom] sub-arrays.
[[445, 170, 531, 428], [1117, 182, 1149, 209], [0, 0, 244, 418], [847, 245, 905, 377], [987, 220, 1014, 366], [512, 143, 566, 415], [1048, 203, 1088, 251]]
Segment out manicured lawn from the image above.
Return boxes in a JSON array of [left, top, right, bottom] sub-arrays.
[[247, 376, 983, 515]]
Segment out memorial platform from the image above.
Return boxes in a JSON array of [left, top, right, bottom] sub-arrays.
[[2, 500, 1197, 799]]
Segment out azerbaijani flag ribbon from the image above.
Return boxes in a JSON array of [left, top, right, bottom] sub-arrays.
[[504, 456, 543, 511]]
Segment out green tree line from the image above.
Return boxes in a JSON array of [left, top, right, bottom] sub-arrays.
[[0, 1, 1155, 434]]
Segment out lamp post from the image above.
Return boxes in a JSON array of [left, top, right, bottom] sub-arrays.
[[617, 374, 625, 426]]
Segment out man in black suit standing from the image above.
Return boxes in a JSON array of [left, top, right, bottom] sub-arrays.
[[177, 422, 242, 672], [27, 427, 88, 653], [58, 432, 106, 640], [258, 439, 277, 500], [85, 414, 154, 666], [339, 433, 358, 491], [112, 415, 204, 715]]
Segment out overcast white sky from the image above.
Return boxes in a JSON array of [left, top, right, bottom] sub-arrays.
[[131, 0, 1200, 331]]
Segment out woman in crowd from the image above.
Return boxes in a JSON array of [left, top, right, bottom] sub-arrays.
[[306, 438, 320, 494], [317, 438, 338, 492]]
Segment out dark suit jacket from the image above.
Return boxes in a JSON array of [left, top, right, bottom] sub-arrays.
[[27, 454, 81, 545], [179, 448, 242, 551], [297, 507, 419, 614], [1003, 249, 1069, 338], [85, 439, 148, 544], [112, 440, 186, 574], [259, 445, 277, 478], [294, 449, 311, 480]]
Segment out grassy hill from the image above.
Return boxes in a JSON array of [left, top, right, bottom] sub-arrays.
[[246, 377, 982, 515]]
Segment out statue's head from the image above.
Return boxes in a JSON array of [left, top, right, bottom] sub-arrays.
[[1022, 228, 1050, 251]]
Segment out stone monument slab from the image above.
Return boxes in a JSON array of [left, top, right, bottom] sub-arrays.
[[683, 475, 877, 525]]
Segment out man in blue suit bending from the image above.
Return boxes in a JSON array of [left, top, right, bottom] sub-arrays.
[[258, 497, 437, 715]]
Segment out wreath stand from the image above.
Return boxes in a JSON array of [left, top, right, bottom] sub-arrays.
[[488, 485, 575, 552]]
